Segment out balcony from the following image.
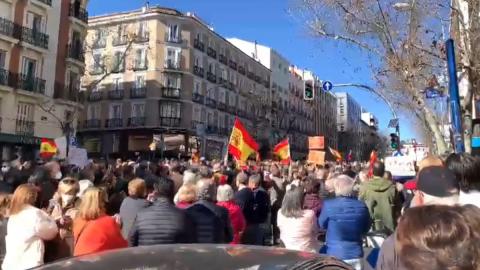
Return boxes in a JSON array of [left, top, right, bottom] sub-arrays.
[[33, 0, 52, 6], [0, 18, 17, 40], [219, 54, 228, 65], [88, 91, 103, 101], [66, 43, 84, 62], [162, 87, 181, 99], [193, 66, 204, 78], [130, 87, 146, 98], [128, 117, 146, 127], [247, 71, 255, 80], [227, 82, 235, 91], [194, 39, 205, 52], [15, 120, 34, 136], [255, 75, 262, 83], [206, 72, 216, 83], [112, 36, 128, 46], [69, 4, 88, 24], [205, 97, 217, 108], [108, 89, 124, 100], [207, 47, 217, 59], [105, 118, 123, 128], [54, 84, 80, 102], [17, 74, 45, 94], [160, 117, 180, 127], [191, 121, 204, 130], [218, 77, 228, 86], [164, 34, 183, 45], [227, 106, 236, 114], [19, 26, 49, 49], [111, 62, 125, 73], [217, 102, 226, 111], [92, 39, 106, 49], [192, 93, 204, 104], [206, 125, 218, 134], [264, 79, 270, 88], [229, 60, 237, 70], [133, 60, 148, 71], [164, 60, 181, 71], [238, 66, 246, 75], [0, 68, 14, 88], [84, 119, 101, 129], [135, 32, 149, 43]]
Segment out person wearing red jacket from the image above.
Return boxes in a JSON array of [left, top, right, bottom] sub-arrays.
[[217, 184, 246, 245], [73, 187, 127, 256]]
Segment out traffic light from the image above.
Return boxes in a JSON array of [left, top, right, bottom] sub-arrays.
[[390, 133, 400, 150], [304, 81, 314, 101]]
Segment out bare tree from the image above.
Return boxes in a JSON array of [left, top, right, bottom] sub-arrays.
[[292, 0, 479, 154]]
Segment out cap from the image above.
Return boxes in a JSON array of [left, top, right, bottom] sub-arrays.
[[417, 166, 458, 197]]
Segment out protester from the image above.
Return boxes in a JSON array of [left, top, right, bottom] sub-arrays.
[[277, 184, 319, 252], [176, 184, 197, 209], [119, 178, 150, 238], [216, 184, 246, 245], [303, 178, 323, 217], [396, 205, 480, 270], [359, 161, 397, 234], [0, 193, 11, 265], [234, 172, 253, 215], [129, 176, 195, 246], [266, 164, 286, 244], [319, 175, 370, 269], [169, 161, 183, 193], [3, 184, 58, 270], [242, 174, 270, 245], [376, 165, 460, 270], [186, 178, 233, 243], [45, 177, 81, 262], [445, 153, 480, 207], [73, 187, 127, 256]]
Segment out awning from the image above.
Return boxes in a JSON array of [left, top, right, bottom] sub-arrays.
[[0, 133, 42, 145]]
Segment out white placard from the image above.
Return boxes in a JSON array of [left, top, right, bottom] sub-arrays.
[[385, 156, 416, 177]]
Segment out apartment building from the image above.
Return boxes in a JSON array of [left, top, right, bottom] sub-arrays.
[[0, 0, 88, 160], [79, 7, 271, 159], [336, 92, 363, 160]]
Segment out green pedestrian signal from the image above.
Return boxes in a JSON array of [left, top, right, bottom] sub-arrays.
[[304, 81, 314, 101]]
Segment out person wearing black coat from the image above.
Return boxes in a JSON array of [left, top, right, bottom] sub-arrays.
[[128, 176, 196, 246], [186, 178, 233, 244]]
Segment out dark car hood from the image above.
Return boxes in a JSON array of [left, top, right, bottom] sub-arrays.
[[34, 244, 352, 270]]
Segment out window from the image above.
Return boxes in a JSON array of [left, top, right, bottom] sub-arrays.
[[113, 51, 125, 71], [207, 87, 216, 99], [95, 29, 107, 46], [112, 77, 123, 90], [196, 32, 202, 41], [131, 103, 145, 117], [160, 102, 181, 118], [194, 54, 203, 68], [26, 12, 44, 32], [193, 106, 201, 122], [208, 62, 215, 73], [138, 21, 147, 37], [135, 48, 147, 69], [201, 108, 206, 122], [0, 50, 6, 68], [194, 80, 201, 94], [229, 93, 236, 106], [165, 47, 181, 68], [224, 115, 229, 128], [21, 57, 36, 78], [219, 89, 226, 103], [87, 105, 100, 119], [220, 68, 227, 80], [17, 102, 33, 122], [135, 75, 145, 88], [116, 24, 126, 41], [109, 103, 122, 119], [213, 111, 218, 126], [92, 53, 103, 71], [167, 24, 179, 41], [218, 113, 224, 128], [67, 71, 80, 91], [165, 75, 181, 89]]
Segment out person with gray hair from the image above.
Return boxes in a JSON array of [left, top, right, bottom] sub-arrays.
[[185, 179, 233, 244], [318, 175, 371, 269], [217, 184, 246, 244]]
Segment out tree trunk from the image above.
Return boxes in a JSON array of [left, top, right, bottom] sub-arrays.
[[464, 109, 472, 153], [423, 106, 448, 154]]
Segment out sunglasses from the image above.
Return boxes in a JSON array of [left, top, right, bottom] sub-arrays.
[[62, 179, 77, 185]]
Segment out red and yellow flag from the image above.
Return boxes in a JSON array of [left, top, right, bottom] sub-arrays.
[[40, 138, 57, 159], [228, 118, 259, 161], [274, 138, 290, 165], [329, 147, 342, 162]]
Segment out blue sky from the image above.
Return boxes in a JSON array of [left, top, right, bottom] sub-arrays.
[[88, 0, 416, 139]]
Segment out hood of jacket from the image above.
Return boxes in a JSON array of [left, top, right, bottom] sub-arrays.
[[365, 177, 394, 192]]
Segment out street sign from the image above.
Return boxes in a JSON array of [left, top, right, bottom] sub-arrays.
[[388, 118, 399, 128], [425, 87, 443, 99], [322, 81, 333, 91]]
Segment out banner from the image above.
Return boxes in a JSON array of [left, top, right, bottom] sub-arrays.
[[307, 150, 325, 166], [308, 136, 325, 150], [385, 156, 416, 177]]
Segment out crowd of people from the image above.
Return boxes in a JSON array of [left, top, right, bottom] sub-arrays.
[[0, 151, 478, 270]]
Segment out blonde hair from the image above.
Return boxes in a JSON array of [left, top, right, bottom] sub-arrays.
[[177, 184, 196, 203], [128, 178, 146, 198], [58, 177, 80, 195], [418, 156, 443, 172], [9, 184, 37, 215], [0, 193, 11, 218], [78, 187, 107, 220]]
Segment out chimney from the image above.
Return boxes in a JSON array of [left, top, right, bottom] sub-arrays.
[[142, 1, 149, 13]]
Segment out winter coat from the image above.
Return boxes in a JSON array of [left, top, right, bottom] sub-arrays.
[[234, 187, 254, 221], [2, 205, 58, 270], [217, 200, 246, 244], [359, 177, 397, 233], [73, 215, 127, 256], [128, 198, 195, 246], [119, 197, 150, 239], [185, 200, 233, 244], [303, 193, 323, 217], [248, 188, 270, 225], [318, 197, 371, 260], [277, 209, 319, 252], [268, 176, 286, 209]]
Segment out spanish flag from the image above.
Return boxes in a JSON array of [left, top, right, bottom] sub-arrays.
[[40, 138, 57, 159], [228, 118, 259, 161], [329, 147, 342, 162], [274, 138, 290, 165]]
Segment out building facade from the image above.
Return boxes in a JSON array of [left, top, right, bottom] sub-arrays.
[[359, 112, 380, 161], [0, 0, 88, 160], [336, 92, 363, 160], [79, 7, 271, 159]]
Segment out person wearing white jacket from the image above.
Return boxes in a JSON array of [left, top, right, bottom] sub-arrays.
[[2, 184, 58, 270]]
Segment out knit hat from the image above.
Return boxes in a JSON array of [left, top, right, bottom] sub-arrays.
[[417, 166, 459, 197]]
